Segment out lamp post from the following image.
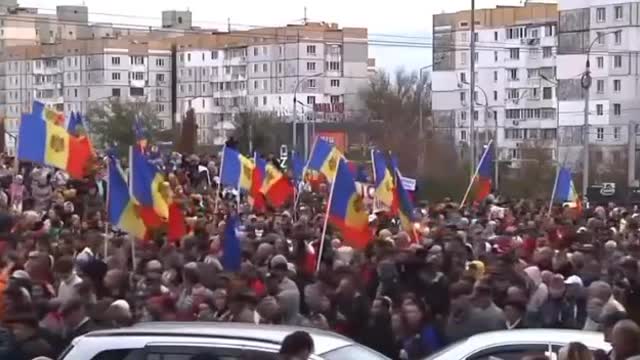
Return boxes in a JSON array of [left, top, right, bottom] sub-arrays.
[[581, 30, 618, 198], [418, 64, 435, 174], [461, 80, 497, 188], [293, 72, 323, 157]]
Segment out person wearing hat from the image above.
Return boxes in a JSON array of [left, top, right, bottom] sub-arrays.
[[537, 274, 578, 329]]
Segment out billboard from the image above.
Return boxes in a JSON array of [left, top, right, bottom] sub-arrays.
[[314, 131, 348, 152]]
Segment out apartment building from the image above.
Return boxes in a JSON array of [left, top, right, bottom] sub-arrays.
[[0, 39, 173, 154], [557, 0, 640, 172], [175, 23, 369, 146], [431, 2, 558, 164]]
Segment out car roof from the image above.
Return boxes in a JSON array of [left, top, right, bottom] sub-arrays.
[[85, 322, 353, 355], [429, 329, 610, 359]]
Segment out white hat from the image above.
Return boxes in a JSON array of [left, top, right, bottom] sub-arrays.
[[564, 275, 583, 287]]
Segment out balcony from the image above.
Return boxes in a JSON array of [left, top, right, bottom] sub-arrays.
[[520, 38, 540, 46]]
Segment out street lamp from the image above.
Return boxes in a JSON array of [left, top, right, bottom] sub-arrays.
[[293, 72, 323, 158], [581, 30, 618, 199], [460, 80, 498, 188]]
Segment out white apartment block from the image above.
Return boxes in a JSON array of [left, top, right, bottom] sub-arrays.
[[175, 23, 369, 146], [432, 2, 558, 164], [0, 39, 173, 154], [557, 0, 640, 171]]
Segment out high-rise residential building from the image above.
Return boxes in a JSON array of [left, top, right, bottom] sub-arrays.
[[175, 23, 369, 146], [431, 2, 558, 164], [0, 39, 173, 154], [557, 0, 637, 172]]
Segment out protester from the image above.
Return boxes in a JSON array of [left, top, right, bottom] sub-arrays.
[[279, 330, 314, 360]]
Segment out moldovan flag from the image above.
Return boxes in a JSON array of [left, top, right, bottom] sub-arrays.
[[107, 154, 146, 239], [220, 147, 254, 193], [393, 167, 418, 241], [307, 138, 343, 181], [221, 215, 241, 272], [473, 143, 494, 202], [261, 162, 294, 208], [291, 150, 305, 183], [31, 101, 65, 126], [328, 158, 371, 249], [250, 154, 267, 212], [553, 166, 582, 214], [17, 113, 93, 179], [129, 146, 170, 228], [372, 150, 396, 211]]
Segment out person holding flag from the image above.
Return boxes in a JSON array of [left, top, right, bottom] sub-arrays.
[[551, 166, 582, 215], [372, 149, 396, 212], [106, 152, 146, 240], [460, 141, 494, 207], [250, 154, 267, 212]]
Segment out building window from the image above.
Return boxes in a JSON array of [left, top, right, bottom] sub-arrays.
[[330, 95, 340, 104], [262, 79, 267, 90], [330, 79, 340, 87], [615, 5, 623, 20], [253, 80, 259, 90], [597, 56, 604, 68], [493, 90, 498, 101], [306, 96, 316, 104], [156, 58, 165, 67], [130, 87, 144, 96], [187, 53, 191, 62], [493, 71, 498, 82], [615, 31, 622, 45], [132, 72, 144, 80], [112, 72, 120, 80], [507, 68, 518, 80], [460, 92, 466, 102], [211, 51, 218, 59], [614, 126, 621, 139], [111, 88, 120, 97], [263, 96, 267, 106], [596, 127, 604, 140], [253, 64, 259, 73], [596, 80, 605, 93], [543, 87, 552, 99], [253, 47, 258, 56], [494, 51, 498, 62], [596, 7, 606, 22], [614, 79, 621, 92], [460, 111, 466, 120], [494, 31, 498, 41], [543, 47, 553, 58], [614, 103, 621, 116], [473, 32, 478, 42], [614, 55, 623, 68], [328, 61, 340, 71], [278, 79, 283, 89], [156, 73, 165, 83], [262, 63, 268, 72], [460, 130, 467, 141], [306, 62, 316, 71], [507, 89, 518, 100], [460, 73, 466, 83], [111, 56, 120, 65], [473, 52, 478, 62], [597, 32, 605, 45], [473, 111, 479, 121], [596, 104, 604, 116], [306, 45, 316, 55], [528, 69, 539, 78], [277, 62, 283, 73]]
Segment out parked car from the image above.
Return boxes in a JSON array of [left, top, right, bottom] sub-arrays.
[[59, 322, 390, 360], [425, 329, 610, 360]]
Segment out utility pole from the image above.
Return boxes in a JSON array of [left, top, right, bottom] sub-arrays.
[[469, 0, 476, 178], [582, 59, 591, 199], [629, 122, 637, 187]]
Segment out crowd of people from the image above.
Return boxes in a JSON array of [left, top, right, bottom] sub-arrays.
[[0, 151, 640, 360]]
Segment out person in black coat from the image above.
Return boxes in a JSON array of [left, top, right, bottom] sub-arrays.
[[60, 297, 103, 347], [361, 297, 398, 359]]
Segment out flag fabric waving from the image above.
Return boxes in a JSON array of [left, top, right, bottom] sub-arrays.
[[67, 112, 84, 136], [307, 138, 343, 181], [290, 150, 305, 183], [327, 158, 371, 249], [372, 150, 396, 211], [250, 154, 267, 211], [221, 215, 241, 272], [129, 146, 170, 227], [473, 143, 494, 202], [393, 167, 418, 240], [261, 162, 294, 208], [31, 101, 65, 126], [553, 167, 580, 204], [220, 147, 254, 193], [107, 154, 146, 239], [17, 113, 93, 179]]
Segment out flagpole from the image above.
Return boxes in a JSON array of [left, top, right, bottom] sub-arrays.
[[214, 145, 226, 216], [459, 140, 493, 209], [548, 163, 561, 217], [316, 159, 339, 274], [104, 155, 110, 259]]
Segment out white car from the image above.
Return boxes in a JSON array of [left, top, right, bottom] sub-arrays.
[[425, 329, 610, 360], [60, 322, 390, 360]]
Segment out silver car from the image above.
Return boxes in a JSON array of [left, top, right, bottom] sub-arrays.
[[59, 322, 391, 360], [425, 329, 611, 360]]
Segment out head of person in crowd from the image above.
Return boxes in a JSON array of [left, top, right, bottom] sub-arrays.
[[611, 319, 640, 360], [558, 342, 593, 360], [279, 331, 314, 360]]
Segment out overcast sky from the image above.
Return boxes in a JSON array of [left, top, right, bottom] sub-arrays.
[[21, 0, 537, 71]]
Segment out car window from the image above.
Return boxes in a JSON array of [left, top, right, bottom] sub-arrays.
[[467, 344, 550, 360], [321, 344, 390, 360], [143, 345, 244, 360], [242, 349, 279, 360], [87, 349, 144, 360]]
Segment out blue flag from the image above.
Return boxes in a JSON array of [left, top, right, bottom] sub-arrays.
[[291, 150, 304, 182], [221, 215, 241, 272]]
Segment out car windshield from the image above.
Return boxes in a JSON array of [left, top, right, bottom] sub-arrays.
[[321, 344, 391, 360]]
